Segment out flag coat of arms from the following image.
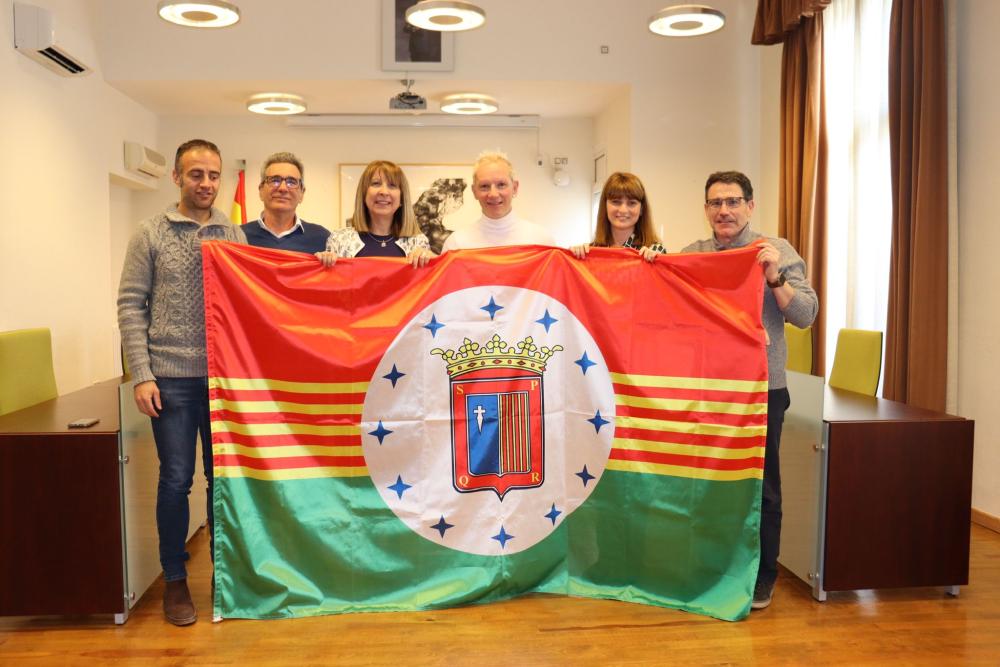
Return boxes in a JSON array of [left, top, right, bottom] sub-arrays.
[[202, 242, 768, 621]]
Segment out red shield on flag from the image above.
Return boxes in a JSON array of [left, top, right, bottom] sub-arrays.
[[449, 365, 545, 500]]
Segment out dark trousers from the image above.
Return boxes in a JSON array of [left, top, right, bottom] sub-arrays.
[[150, 376, 213, 582], [758, 387, 790, 588]]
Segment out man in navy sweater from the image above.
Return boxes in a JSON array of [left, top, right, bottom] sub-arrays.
[[242, 152, 330, 253]]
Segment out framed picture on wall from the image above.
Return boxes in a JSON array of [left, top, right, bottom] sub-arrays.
[[381, 0, 455, 72], [339, 163, 474, 253]]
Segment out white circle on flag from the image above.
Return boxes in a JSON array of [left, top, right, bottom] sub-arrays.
[[361, 286, 615, 555]]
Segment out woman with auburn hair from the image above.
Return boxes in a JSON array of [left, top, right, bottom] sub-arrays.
[[571, 172, 664, 261], [317, 160, 433, 267]]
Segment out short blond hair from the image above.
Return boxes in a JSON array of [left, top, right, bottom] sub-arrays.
[[473, 150, 516, 185]]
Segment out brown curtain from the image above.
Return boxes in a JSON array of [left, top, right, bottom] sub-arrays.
[[884, 0, 948, 411], [753, 0, 829, 376]]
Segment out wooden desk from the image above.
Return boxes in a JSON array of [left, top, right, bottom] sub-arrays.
[[821, 386, 974, 592], [0, 379, 125, 618], [779, 374, 974, 600], [0, 378, 207, 623]]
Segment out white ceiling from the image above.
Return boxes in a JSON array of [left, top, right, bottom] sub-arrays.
[[88, 0, 752, 119], [109, 78, 628, 117]]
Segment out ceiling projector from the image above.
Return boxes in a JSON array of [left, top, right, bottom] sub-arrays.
[[390, 80, 426, 110], [390, 90, 426, 110]]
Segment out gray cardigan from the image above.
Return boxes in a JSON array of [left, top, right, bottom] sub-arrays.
[[117, 205, 247, 385], [682, 225, 818, 390]]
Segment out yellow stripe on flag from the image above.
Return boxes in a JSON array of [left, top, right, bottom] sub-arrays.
[[212, 420, 360, 437], [214, 443, 365, 459], [610, 372, 767, 393], [214, 465, 370, 481], [607, 459, 763, 481], [210, 398, 363, 416]]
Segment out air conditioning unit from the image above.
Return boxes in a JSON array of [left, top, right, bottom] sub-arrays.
[[13, 2, 90, 76], [124, 142, 168, 179]]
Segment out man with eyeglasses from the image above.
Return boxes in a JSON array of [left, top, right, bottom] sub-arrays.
[[118, 139, 246, 626], [682, 170, 818, 612], [242, 152, 330, 254]]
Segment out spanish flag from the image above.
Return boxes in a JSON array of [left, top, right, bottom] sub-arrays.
[[229, 168, 246, 225], [203, 243, 768, 622]]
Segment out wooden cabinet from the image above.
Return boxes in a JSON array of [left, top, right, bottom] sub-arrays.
[[0, 378, 206, 623], [780, 373, 974, 600]]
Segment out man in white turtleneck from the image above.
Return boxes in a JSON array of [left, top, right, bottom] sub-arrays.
[[442, 151, 556, 250]]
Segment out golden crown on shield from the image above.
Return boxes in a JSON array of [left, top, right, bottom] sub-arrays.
[[431, 334, 563, 377]]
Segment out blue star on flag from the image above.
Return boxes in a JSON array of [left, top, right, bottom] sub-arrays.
[[423, 314, 445, 338], [492, 525, 514, 549], [387, 475, 412, 499], [576, 465, 596, 487], [588, 410, 610, 433], [575, 351, 597, 375], [382, 364, 405, 388], [545, 503, 562, 526], [368, 420, 393, 445], [481, 296, 504, 320], [535, 309, 558, 333], [431, 516, 454, 538]]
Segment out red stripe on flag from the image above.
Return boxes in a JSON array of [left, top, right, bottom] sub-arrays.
[[211, 410, 360, 426], [616, 404, 766, 428], [214, 432, 361, 448], [211, 388, 367, 405], [612, 383, 767, 405], [216, 454, 367, 470], [610, 448, 764, 471], [615, 425, 764, 449]]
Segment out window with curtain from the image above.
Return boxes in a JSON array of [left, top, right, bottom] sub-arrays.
[[822, 0, 893, 379]]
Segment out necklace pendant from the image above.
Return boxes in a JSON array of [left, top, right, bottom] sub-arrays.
[[380, 241, 387, 247]]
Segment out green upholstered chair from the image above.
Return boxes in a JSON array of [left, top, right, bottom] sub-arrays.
[[828, 328, 883, 396], [784, 323, 813, 374], [0, 327, 59, 416]]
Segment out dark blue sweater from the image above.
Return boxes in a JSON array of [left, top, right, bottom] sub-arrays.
[[241, 219, 331, 254]]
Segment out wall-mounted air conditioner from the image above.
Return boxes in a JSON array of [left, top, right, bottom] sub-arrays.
[[13, 2, 90, 77], [124, 142, 168, 179]]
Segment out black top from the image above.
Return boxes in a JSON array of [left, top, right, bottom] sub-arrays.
[[356, 232, 406, 258], [241, 219, 331, 254]]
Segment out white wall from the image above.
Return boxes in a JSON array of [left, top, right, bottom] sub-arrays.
[[0, 0, 158, 394], [96, 0, 764, 252], [594, 94, 632, 179], [136, 116, 595, 247], [957, 0, 1000, 520]]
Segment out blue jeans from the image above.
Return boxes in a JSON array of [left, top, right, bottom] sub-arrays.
[[150, 376, 213, 582], [758, 387, 790, 588]]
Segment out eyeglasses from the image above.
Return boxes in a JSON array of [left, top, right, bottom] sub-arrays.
[[262, 176, 302, 190], [705, 196, 746, 210]]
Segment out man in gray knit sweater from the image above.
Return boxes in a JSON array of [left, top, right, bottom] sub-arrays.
[[682, 171, 818, 612], [117, 139, 246, 625]]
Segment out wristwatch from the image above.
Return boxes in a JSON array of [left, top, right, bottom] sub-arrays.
[[766, 272, 787, 288]]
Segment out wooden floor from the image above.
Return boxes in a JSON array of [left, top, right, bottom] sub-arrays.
[[2, 525, 999, 666]]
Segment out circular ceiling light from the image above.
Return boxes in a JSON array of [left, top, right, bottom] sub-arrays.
[[440, 93, 498, 115], [157, 1, 241, 28], [406, 1, 486, 32], [648, 4, 725, 37], [246, 93, 307, 116]]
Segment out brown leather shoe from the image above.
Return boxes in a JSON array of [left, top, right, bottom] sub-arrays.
[[163, 579, 197, 626]]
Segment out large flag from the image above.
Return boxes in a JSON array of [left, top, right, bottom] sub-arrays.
[[203, 243, 768, 622], [229, 168, 247, 225]]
